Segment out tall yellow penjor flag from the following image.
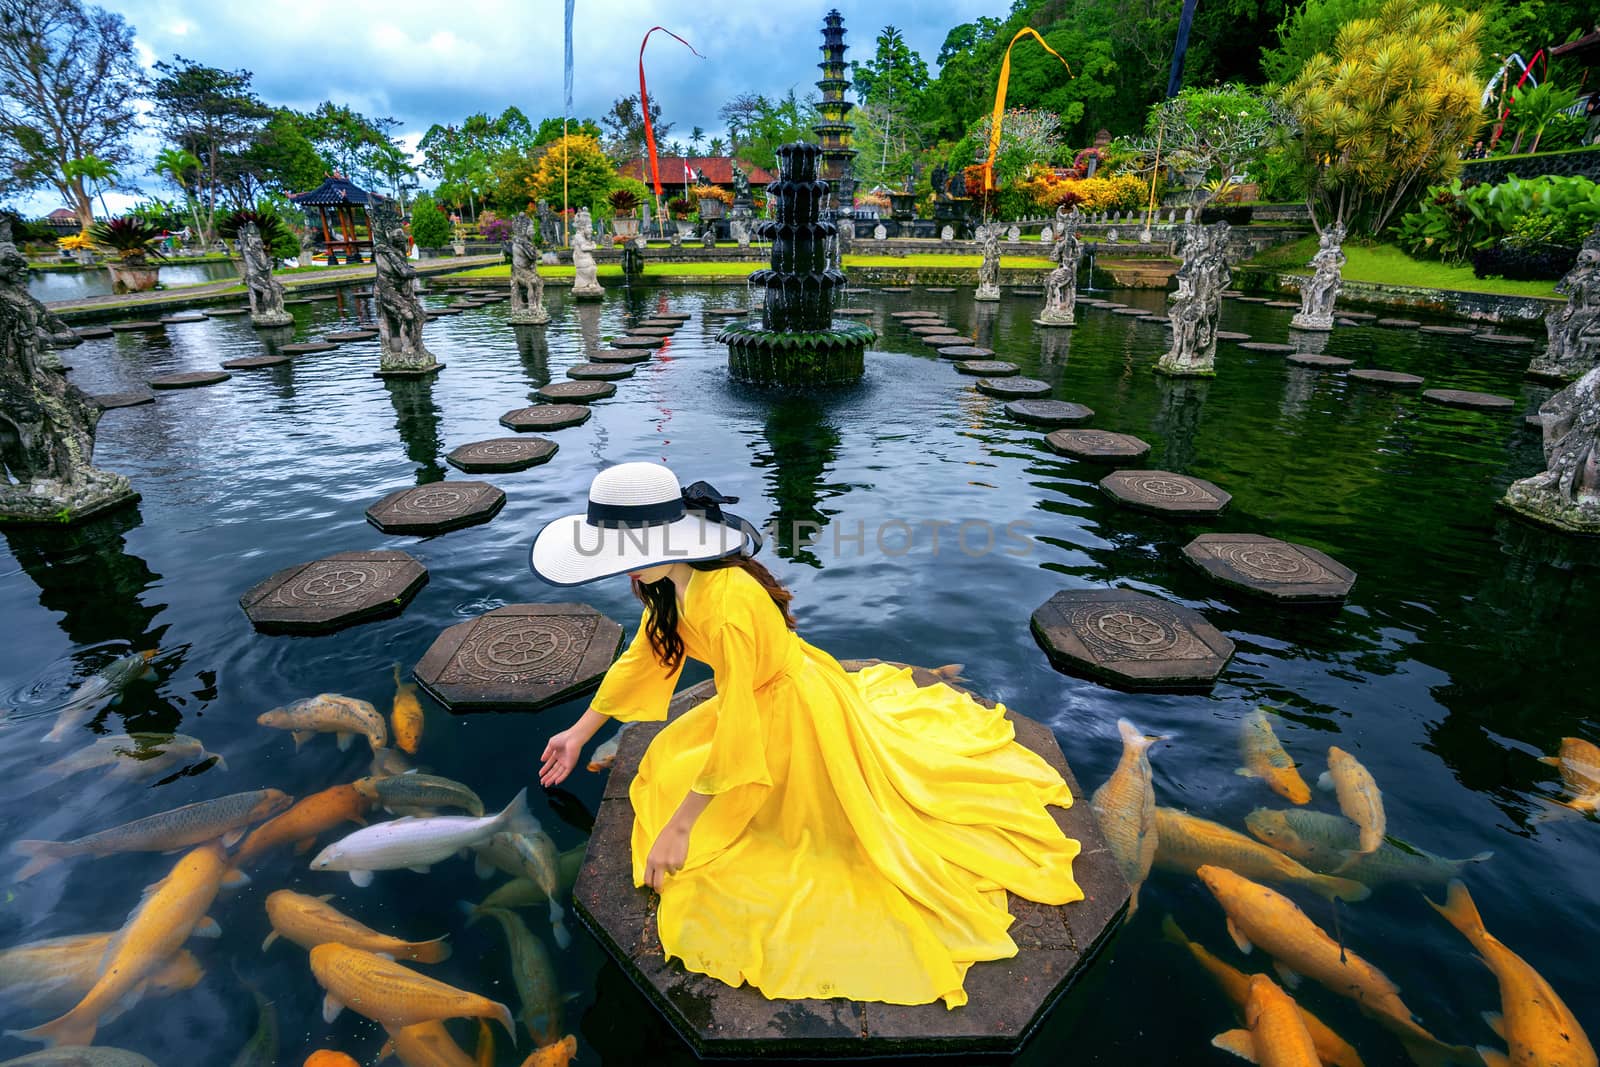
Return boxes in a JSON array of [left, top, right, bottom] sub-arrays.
[[985, 28, 1073, 191]]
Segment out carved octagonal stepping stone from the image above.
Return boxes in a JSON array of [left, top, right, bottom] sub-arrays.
[[240, 549, 429, 634], [221, 354, 291, 369], [1216, 331, 1251, 341], [93, 391, 155, 410], [628, 327, 677, 337], [1348, 368, 1424, 388], [413, 603, 624, 712], [282, 298, 313, 306], [568, 362, 635, 381], [635, 320, 682, 329], [891, 311, 937, 319], [1235, 296, 1270, 304], [1338, 311, 1377, 321], [909, 324, 955, 335], [159, 313, 206, 324], [1287, 353, 1354, 368], [956, 360, 1019, 376], [925, 335, 976, 347], [149, 371, 231, 390], [1183, 533, 1355, 603], [499, 404, 592, 432], [281, 342, 338, 355], [1418, 325, 1474, 336], [842, 287, 870, 294], [1476, 333, 1536, 346], [1376, 318, 1420, 328], [538, 380, 616, 403], [937, 346, 995, 359], [1422, 388, 1514, 411], [1265, 300, 1300, 308], [1010, 289, 1043, 297], [203, 308, 249, 318], [325, 329, 379, 342], [426, 308, 463, 318], [1006, 399, 1093, 426], [609, 336, 665, 349], [835, 308, 874, 317], [977, 377, 1051, 399], [1113, 307, 1153, 316], [1031, 589, 1234, 690], [1238, 342, 1295, 353], [1046, 428, 1150, 462], [881, 287, 911, 293], [1099, 469, 1230, 517], [111, 321, 164, 332], [650, 312, 691, 321], [705, 308, 747, 317], [75, 326, 114, 339], [925, 287, 958, 293], [446, 436, 557, 473], [366, 481, 507, 535], [591, 348, 654, 364]]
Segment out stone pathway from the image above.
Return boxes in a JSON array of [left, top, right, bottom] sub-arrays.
[[414, 604, 623, 712]]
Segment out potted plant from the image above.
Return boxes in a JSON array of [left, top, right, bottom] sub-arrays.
[[88, 217, 167, 293], [57, 231, 94, 264], [668, 197, 696, 237], [692, 183, 732, 221], [609, 188, 641, 239]]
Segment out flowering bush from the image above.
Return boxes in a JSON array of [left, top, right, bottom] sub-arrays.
[[1016, 171, 1147, 213], [477, 210, 511, 242], [57, 232, 93, 252], [690, 184, 734, 206], [856, 191, 891, 210]]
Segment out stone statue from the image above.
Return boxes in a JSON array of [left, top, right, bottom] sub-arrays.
[[702, 223, 717, 250], [1007, 225, 1021, 243], [1035, 208, 1080, 328], [0, 221, 136, 523], [731, 162, 750, 201], [1156, 222, 1232, 377], [371, 198, 441, 376], [1040, 224, 1053, 244], [1527, 226, 1600, 382], [537, 200, 561, 245], [509, 213, 549, 325], [974, 223, 1001, 301], [731, 218, 751, 248], [950, 169, 967, 199], [1503, 365, 1600, 533], [240, 222, 293, 328], [570, 208, 604, 301], [931, 163, 948, 201], [940, 224, 954, 243], [1290, 223, 1347, 332], [873, 223, 887, 241]]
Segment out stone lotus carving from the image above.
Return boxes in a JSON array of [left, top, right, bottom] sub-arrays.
[[0, 221, 137, 522], [240, 222, 293, 328], [371, 198, 441, 376], [1527, 226, 1600, 382], [1156, 222, 1232, 378], [1503, 365, 1600, 534], [509, 214, 549, 324], [1290, 222, 1347, 332]]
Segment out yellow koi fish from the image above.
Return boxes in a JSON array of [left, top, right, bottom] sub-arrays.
[[391, 665, 424, 756], [1212, 973, 1323, 1067], [378, 1020, 476, 1067], [1091, 718, 1162, 916], [234, 784, 373, 867], [520, 1035, 578, 1067], [1540, 737, 1600, 815], [309, 943, 514, 1039], [263, 890, 451, 962], [1154, 808, 1369, 902], [1318, 747, 1385, 856], [1239, 709, 1311, 805], [0, 933, 201, 1019]]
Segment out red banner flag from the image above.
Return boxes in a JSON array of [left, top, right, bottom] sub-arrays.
[[639, 27, 706, 196]]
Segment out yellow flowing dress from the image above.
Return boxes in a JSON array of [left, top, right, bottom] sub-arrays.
[[589, 566, 1083, 1009]]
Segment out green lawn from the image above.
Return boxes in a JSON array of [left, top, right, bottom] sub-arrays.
[[846, 254, 1055, 268], [451, 253, 1055, 280], [1249, 236, 1560, 299]]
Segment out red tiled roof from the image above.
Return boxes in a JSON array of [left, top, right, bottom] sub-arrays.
[[618, 156, 776, 186], [47, 208, 77, 219]]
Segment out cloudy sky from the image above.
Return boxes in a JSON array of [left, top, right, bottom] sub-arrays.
[[23, 0, 994, 213]]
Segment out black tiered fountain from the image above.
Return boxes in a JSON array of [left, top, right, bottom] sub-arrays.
[[718, 142, 875, 386]]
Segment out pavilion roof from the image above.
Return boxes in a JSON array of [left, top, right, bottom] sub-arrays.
[[290, 175, 375, 206], [618, 156, 776, 186]]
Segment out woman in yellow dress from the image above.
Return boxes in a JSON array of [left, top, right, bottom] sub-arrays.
[[533, 462, 1081, 1009]]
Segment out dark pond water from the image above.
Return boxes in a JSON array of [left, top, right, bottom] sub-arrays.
[[1, 282, 1593, 1066], [28, 260, 242, 302]]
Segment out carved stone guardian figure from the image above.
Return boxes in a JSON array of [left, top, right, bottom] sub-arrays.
[[0, 222, 137, 523], [1503, 365, 1600, 533], [1156, 222, 1232, 377], [1035, 207, 1081, 328], [240, 222, 293, 328], [371, 198, 441, 377], [509, 214, 549, 325], [1290, 222, 1347, 332], [1527, 227, 1600, 382], [974, 223, 1002, 302], [570, 208, 605, 301]]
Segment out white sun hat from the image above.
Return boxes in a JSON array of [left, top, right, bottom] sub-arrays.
[[530, 462, 762, 586]]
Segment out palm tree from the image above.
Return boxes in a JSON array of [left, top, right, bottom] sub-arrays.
[[64, 155, 119, 220], [708, 136, 727, 156], [154, 148, 206, 243], [690, 126, 705, 153]]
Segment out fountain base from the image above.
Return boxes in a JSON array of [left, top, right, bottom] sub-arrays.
[[0, 470, 139, 525], [719, 321, 876, 386]]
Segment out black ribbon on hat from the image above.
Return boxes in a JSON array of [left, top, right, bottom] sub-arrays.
[[681, 480, 737, 522], [584, 479, 763, 556]]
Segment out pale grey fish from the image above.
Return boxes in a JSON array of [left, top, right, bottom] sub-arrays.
[[468, 906, 565, 1045], [504, 831, 571, 950], [44, 652, 158, 744], [472, 846, 585, 912], [357, 773, 483, 817], [369, 746, 415, 778], [43, 733, 221, 781], [256, 693, 387, 753], [12, 789, 292, 880], [310, 789, 530, 886], [1246, 807, 1492, 886]]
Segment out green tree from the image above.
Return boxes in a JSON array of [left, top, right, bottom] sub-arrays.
[[1261, 0, 1382, 83], [409, 195, 451, 249], [1284, 0, 1485, 233], [717, 90, 818, 171], [496, 133, 617, 215], [601, 94, 672, 160], [150, 56, 272, 241], [62, 153, 115, 217], [237, 110, 327, 200], [851, 26, 931, 188], [707, 135, 727, 156], [531, 116, 602, 146], [153, 147, 204, 237], [299, 102, 414, 203], [418, 107, 536, 217], [1132, 84, 1284, 195], [0, 0, 145, 228]]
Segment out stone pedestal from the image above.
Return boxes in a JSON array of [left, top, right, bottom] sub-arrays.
[[1155, 223, 1231, 378], [1503, 366, 1600, 534], [1288, 223, 1346, 333], [371, 199, 441, 377]]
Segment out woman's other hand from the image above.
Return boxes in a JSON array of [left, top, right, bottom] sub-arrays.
[[539, 728, 584, 787], [644, 823, 690, 891]]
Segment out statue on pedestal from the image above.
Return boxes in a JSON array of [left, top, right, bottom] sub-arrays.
[[371, 198, 441, 376], [0, 221, 137, 523], [702, 223, 717, 250], [1035, 207, 1080, 328], [1290, 223, 1347, 332], [509, 213, 549, 324], [974, 223, 1002, 301], [240, 222, 293, 328], [931, 163, 948, 201], [1527, 227, 1600, 382], [537, 200, 561, 245], [570, 208, 604, 301], [1503, 365, 1600, 533], [1156, 222, 1231, 377]]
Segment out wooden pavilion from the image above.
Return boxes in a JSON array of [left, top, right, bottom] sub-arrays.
[[289, 174, 377, 264]]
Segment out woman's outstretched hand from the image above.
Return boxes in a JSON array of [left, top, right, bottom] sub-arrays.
[[644, 824, 690, 892], [539, 728, 584, 787]]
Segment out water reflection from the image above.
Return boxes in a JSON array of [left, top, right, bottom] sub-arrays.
[[515, 324, 552, 392], [751, 396, 842, 567], [1, 507, 164, 651], [1038, 326, 1071, 370], [383, 377, 445, 484], [575, 302, 603, 360], [1153, 376, 1209, 472]]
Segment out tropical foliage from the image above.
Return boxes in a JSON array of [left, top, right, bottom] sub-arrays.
[[1015, 171, 1148, 213], [88, 216, 168, 263], [409, 196, 452, 248], [520, 135, 617, 214], [1396, 175, 1600, 263], [1129, 85, 1285, 198]]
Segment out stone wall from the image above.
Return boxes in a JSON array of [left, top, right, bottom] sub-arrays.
[[1237, 267, 1562, 324], [1459, 146, 1600, 185]]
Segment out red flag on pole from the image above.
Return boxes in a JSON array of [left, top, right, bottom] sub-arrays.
[[639, 27, 705, 196]]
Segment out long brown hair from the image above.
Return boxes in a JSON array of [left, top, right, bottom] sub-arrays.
[[632, 555, 796, 671]]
